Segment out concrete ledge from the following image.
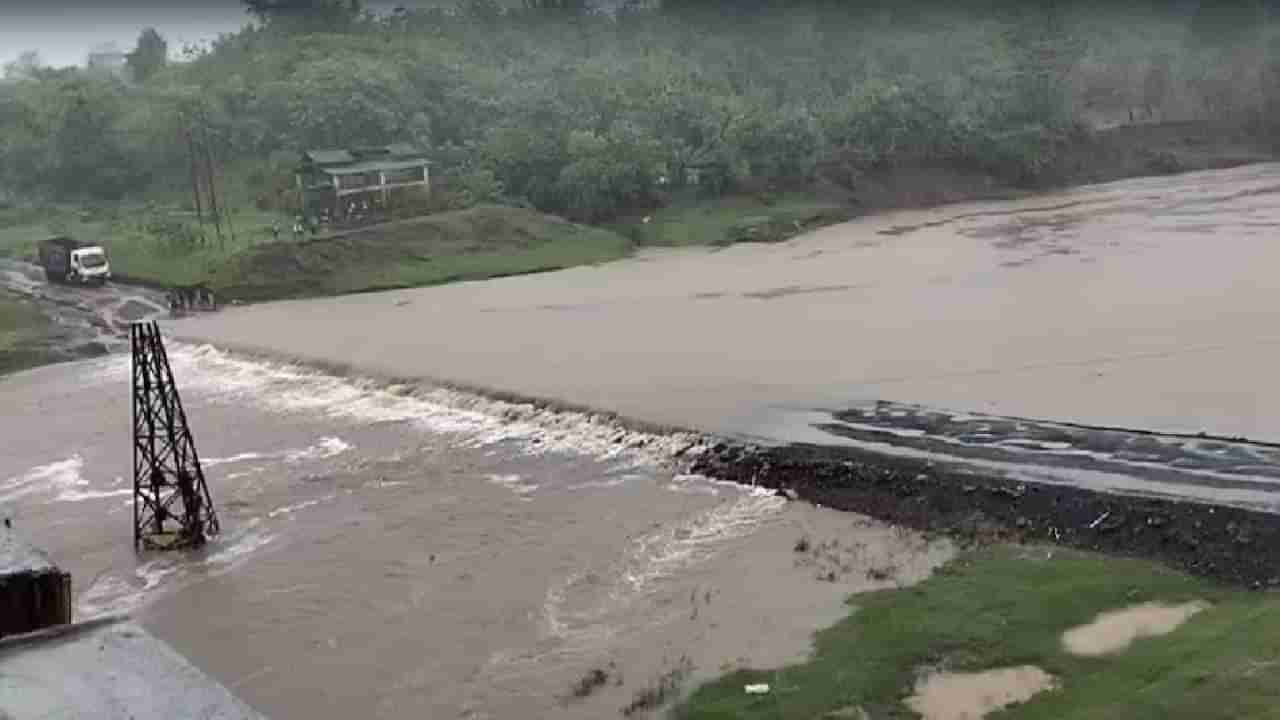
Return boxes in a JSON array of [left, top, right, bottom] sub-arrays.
[[0, 618, 267, 719], [0, 526, 71, 638]]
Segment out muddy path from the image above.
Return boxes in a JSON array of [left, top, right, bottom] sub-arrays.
[[0, 259, 170, 360]]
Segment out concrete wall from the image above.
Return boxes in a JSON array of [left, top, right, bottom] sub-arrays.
[[0, 568, 72, 638]]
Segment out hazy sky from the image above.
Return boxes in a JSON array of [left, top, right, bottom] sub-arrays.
[[0, 1, 441, 69]]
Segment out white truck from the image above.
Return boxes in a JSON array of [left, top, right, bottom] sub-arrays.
[[37, 236, 111, 285]]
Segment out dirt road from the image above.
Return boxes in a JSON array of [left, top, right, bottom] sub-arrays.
[[0, 259, 170, 358]]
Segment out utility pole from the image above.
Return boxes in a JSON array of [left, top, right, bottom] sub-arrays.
[[182, 106, 235, 249], [185, 127, 204, 228], [196, 111, 225, 249]]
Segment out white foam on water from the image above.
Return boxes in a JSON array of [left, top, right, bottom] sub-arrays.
[[569, 474, 643, 491], [77, 520, 277, 618], [664, 477, 722, 496], [537, 571, 620, 652], [56, 487, 132, 503], [268, 494, 336, 519], [487, 473, 539, 497], [532, 482, 788, 660], [620, 490, 787, 594], [285, 437, 353, 463], [77, 575, 139, 618], [206, 523, 276, 566], [204, 452, 267, 467], [1, 456, 87, 503], [78, 557, 184, 618], [117, 344, 711, 470]]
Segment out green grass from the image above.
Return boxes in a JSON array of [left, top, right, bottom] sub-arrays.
[[1, 194, 840, 303], [0, 203, 294, 286], [0, 292, 54, 375], [675, 546, 1280, 720], [615, 192, 854, 248], [207, 205, 633, 302]]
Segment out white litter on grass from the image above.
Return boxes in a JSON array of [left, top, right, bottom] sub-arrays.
[[744, 683, 770, 695]]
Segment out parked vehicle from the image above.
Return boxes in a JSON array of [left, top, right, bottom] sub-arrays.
[[37, 236, 111, 285]]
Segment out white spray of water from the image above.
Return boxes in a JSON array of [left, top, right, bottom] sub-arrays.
[[95, 344, 710, 469], [1, 456, 86, 503], [267, 494, 336, 519], [285, 437, 353, 463]]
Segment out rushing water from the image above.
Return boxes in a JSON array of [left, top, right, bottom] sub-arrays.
[[15, 161, 1276, 715], [0, 346, 951, 719], [175, 162, 1280, 445]]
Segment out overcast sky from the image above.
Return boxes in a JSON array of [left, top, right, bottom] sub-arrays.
[[0, 1, 447, 69]]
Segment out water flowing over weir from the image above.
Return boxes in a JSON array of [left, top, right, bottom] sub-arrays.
[[0, 345, 954, 718], [173, 162, 1280, 446]]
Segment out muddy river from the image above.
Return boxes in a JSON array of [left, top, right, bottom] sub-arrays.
[[174, 162, 1280, 445], [0, 348, 950, 718], [6, 162, 1280, 716]]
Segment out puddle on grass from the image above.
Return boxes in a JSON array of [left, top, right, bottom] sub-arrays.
[[906, 666, 1058, 720], [1062, 601, 1210, 657]]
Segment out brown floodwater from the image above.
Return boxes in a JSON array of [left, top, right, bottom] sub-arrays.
[[0, 347, 952, 719], [8, 162, 1280, 717], [173, 162, 1280, 445]]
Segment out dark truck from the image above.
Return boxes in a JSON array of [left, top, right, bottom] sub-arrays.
[[37, 236, 111, 285]]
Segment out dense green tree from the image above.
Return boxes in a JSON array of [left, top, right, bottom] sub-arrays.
[[126, 28, 169, 83], [243, 0, 365, 32], [2, 1, 1277, 217], [3, 51, 44, 81]]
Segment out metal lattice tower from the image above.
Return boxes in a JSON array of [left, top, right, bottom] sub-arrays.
[[131, 322, 219, 551]]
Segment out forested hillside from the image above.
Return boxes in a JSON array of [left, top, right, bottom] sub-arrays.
[[2, 0, 1279, 222]]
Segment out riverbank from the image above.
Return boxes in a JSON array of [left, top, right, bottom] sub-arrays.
[[675, 544, 1280, 720], [614, 119, 1277, 251], [0, 262, 170, 376], [0, 291, 67, 376], [0, 292, 49, 373], [1, 120, 1273, 311]]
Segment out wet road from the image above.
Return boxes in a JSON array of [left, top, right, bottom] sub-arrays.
[[171, 163, 1280, 510], [0, 259, 170, 355], [0, 348, 949, 719]]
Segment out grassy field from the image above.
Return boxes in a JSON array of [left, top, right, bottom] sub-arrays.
[[0, 203, 294, 287], [675, 545, 1280, 720], [0, 292, 54, 375], [207, 205, 633, 302], [0, 189, 852, 304], [0, 203, 630, 302], [614, 192, 854, 248]]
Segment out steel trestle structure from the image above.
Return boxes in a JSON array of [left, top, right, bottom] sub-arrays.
[[131, 322, 219, 550]]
